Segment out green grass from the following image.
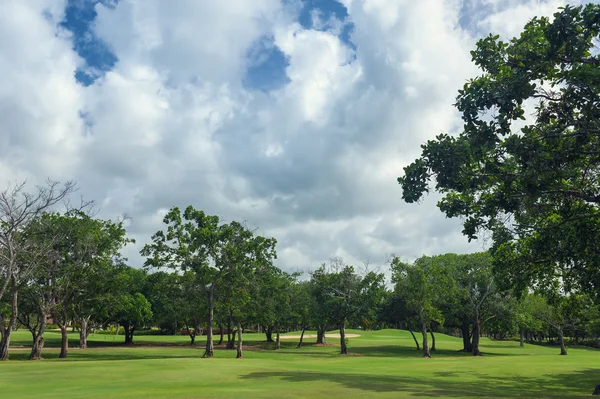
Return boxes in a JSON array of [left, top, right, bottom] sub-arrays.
[[1, 329, 599, 398]]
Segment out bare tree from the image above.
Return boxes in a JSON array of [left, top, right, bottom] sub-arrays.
[[0, 180, 76, 360]]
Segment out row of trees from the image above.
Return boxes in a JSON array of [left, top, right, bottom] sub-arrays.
[[385, 253, 600, 358], [0, 186, 387, 361]]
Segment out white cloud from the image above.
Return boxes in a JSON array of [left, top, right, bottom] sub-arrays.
[[0, 0, 590, 271]]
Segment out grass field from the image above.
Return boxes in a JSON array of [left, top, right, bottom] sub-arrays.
[[1, 329, 599, 398]]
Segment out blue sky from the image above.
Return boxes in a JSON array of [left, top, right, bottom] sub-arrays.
[[1, 0, 593, 270], [63, 0, 356, 90]]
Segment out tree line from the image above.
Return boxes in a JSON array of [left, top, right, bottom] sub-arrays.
[[2, 182, 600, 362]]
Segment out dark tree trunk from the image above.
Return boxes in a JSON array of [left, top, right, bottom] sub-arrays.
[[236, 323, 243, 359], [409, 328, 420, 350], [339, 323, 348, 355], [203, 290, 214, 358], [124, 325, 135, 345], [429, 329, 436, 351], [297, 326, 306, 348], [79, 317, 90, 349], [460, 321, 472, 352], [186, 323, 196, 345], [0, 276, 18, 361], [218, 324, 224, 345], [265, 326, 274, 342], [559, 331, 567, 355], [59, 326, 69, 358], [275, 329, 281, 350], [421, 323, 431, 358], [228, 329, 237, 350], [472, 319, 482, 356], [519, 330, 524, 347], [316, 325, 327, 345]]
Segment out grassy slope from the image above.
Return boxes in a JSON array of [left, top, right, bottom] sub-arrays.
[[1, 329, 598, 398]]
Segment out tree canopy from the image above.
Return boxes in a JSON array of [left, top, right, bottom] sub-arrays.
[[398, 4, 600, 298]]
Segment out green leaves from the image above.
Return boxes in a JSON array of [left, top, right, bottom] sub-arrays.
[[397, 4, 600, 298]]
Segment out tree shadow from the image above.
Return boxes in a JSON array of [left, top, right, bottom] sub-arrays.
[[348, 345, 516, 358], [5, 346, 207, 362], [241, 368, 600, 397]]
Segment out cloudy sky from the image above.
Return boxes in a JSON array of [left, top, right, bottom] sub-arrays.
[[0, 0, 595, 272]]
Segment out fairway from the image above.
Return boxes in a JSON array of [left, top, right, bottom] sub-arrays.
[[1, 329, 598, 398]]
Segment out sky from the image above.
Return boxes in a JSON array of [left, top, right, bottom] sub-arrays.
[[0, 0, 596, 273]]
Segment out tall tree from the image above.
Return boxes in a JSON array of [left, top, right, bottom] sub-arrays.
[[311, 261, 384, 355], [391, 256, 449, 358], [24, 211, 130, 358], [141, 206, 276, 358], [0, 180, 75, 360], [113, 266, 153, 345], [397, 4, 600, 299]]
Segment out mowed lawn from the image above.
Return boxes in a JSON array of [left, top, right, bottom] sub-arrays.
[[1, 329, 599, 398]]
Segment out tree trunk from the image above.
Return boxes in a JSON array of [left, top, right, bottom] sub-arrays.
[[186, 323, 196, 345], [409, 328, 420, 350], [203, 290, 214, 358], [461, 321, 472, 352], [228, 329, 237, 350], [124, 325, 134, 345], [59, 326, 69, 358], [218, 324, 224, 345], [0, 276, 18, 361], [316, 325, 327, 345], [265, 326, 274, 342], [421, 323, 431, 358], [29, 313, 48, 360], [297, 326, 306, 348], [472, 319, 482, 356], [275, 329, 281, 350], [519, 330, 524, 347], [79, 317, 89, 349], [29, 334, 45, 360], [236, 323, 243, 359], [339, 322, 348, 355], [429, 329, 436, 351], [559, 331, 567, 355]]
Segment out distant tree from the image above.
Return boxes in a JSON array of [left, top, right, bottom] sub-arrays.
[[391, 256, 449, 358], [311, 261, 384, 355], [142, 206, 276, 357], [115, 293, 153, 345], [535, 286, 588, 356], [289, 280, 312, 348]]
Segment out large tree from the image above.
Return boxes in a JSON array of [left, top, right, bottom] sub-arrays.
[[311, 261, 384, 355], [397, 4, 600, 298], [23, 211, 130, 358], [0, 180, 76, 360], [141, 206, 276, 358], [391, 255, 450, 358]]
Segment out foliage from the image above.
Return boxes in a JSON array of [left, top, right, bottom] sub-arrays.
[[397, 4, 600, 298]]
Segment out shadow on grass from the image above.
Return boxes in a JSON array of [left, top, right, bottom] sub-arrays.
[[348, 345, 516, 358], [5, 346, 207, 362], [241, 369, 600, 398]]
